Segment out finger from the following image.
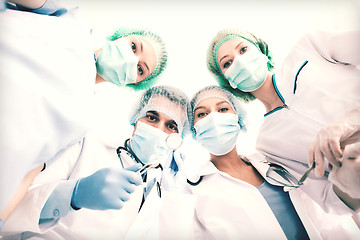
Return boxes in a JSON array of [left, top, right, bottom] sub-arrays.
[[320, 140, 337, 167], [308, 143, 316, 167], [123, 183, 136, 194], [125, 163, 142, 172], [111, 200, 124, 210], [117, 191, 131, 203], [314, 145, 325, 177], [328, 138, 343, 160], [128, 172, 142, 186]]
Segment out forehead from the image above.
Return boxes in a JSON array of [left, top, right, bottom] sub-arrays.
[[146, 95, 185, 124], [194, 90, 231, 109], [217, 38, 252, 59]]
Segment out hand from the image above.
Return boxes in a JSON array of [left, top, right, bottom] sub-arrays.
[[328, 142, 360, 199], [309, 113, 360, 177], [161, 151, 187, 193], [71, 164, 142, 210]]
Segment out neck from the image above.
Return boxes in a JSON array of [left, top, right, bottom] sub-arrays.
[[96, 74, 106, 84], [252, 73, 284, 113], [210, 147, 264, 186]]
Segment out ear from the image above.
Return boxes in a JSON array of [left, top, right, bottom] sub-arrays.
[[132, 122, 138, 137]]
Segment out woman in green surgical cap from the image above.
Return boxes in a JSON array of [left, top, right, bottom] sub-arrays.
[[206, 29, 360, 232], [95, 27, 167, 90]]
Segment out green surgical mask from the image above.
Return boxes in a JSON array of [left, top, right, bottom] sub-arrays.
[[96, 38, 138, 87], [224, 48, 268, 92]]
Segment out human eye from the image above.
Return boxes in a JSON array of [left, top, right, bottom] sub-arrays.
[[197, 112, 208, 118], [131, 42, 136, 53], [137, 64, 144, 75], [223, 60, 232, 69], [240, 46, 247, 54], [219, 107, 229, 113], [167, 122, 179, 133], [146, 113, 158, 122]]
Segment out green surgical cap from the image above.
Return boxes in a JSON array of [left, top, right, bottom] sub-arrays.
[[206, 28, 275, 102], [129, 85, 190, 137], [189, 85, 246, 137], [108, 27, 168, 91]]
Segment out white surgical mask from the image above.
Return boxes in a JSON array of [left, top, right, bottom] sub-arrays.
[[224, 48, 268, 92], [129, 121, 172, 165], [96, 38, 139, 87], [194, 112, 240, 156]]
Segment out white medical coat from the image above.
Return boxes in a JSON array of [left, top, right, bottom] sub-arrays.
[[187, 152, 360, 240], [1, 134, 195, 240], [256, 31, 360, 215], [0, 2, 96, 212]]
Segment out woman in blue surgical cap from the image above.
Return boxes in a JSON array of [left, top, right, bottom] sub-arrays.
[[187, 85, 318, 239], [206, 29, 360, 218]]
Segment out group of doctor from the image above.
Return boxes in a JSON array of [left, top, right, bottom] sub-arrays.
[[1, 0, 359, 239]]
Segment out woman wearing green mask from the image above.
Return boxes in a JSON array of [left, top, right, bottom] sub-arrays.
[[206, 29, 360, 230], [95, 27, 168, 90]]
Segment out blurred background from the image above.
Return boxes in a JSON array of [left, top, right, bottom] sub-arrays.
[[83, 0, 360, 173]]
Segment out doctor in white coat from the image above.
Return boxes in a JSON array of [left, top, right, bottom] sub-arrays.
[[186, 86, 359, 240], [0, 85, 195, 239], [0, 0, 168, 227], [206, 29, 360, 216]]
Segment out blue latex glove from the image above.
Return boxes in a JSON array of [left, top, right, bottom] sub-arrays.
[[71, 164, 142, 210]]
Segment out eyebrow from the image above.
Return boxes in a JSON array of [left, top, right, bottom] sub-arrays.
[[194, 100, 230, 113], [144, 62, 149, 73], [147, 110, 159, 116], [194, 105, 205, 113]]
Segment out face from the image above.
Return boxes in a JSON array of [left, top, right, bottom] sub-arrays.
[[122, 36, 157, 83], [134, 111, 179, 136], [193, 96, 236, 125], [217, 38, 255, 75]]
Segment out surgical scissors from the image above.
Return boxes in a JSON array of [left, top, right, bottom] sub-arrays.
[[298, 161, 316, 184]]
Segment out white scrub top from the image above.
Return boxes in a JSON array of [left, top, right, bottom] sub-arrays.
[[0, 2, 96, 212], [187, 152, 360, 240], [1, 134, 195, 239], [256, 31, 360, 214]]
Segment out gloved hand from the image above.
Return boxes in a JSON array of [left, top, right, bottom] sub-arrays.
[[161, 151, 187, 193], [0, 218, 4, 232], [71, 164, 142, 210], [309, 109, 360, 177], [328, 142, 360, 199]]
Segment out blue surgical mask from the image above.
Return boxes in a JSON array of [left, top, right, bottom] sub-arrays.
[[129, 121, 172, 165], [224, 48, 268, 92], [96, 38, 139, 87], [194, 112, 240, 156]]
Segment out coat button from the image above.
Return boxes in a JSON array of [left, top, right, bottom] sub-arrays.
[[53, 209, 60, 217]]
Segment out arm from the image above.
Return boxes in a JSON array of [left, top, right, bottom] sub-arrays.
[[6, 0, 47, 9], [0, 164, 44, 223], [305, 30, 360, 66]]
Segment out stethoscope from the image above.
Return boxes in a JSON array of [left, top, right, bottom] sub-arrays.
[[116, 133, 183, 200]]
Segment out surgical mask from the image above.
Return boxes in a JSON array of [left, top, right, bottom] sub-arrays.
[[224, 48, 268, 92], [129, 121, 172, 165], [194, 112, 240, 156], [96, 38, 139, 87]]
